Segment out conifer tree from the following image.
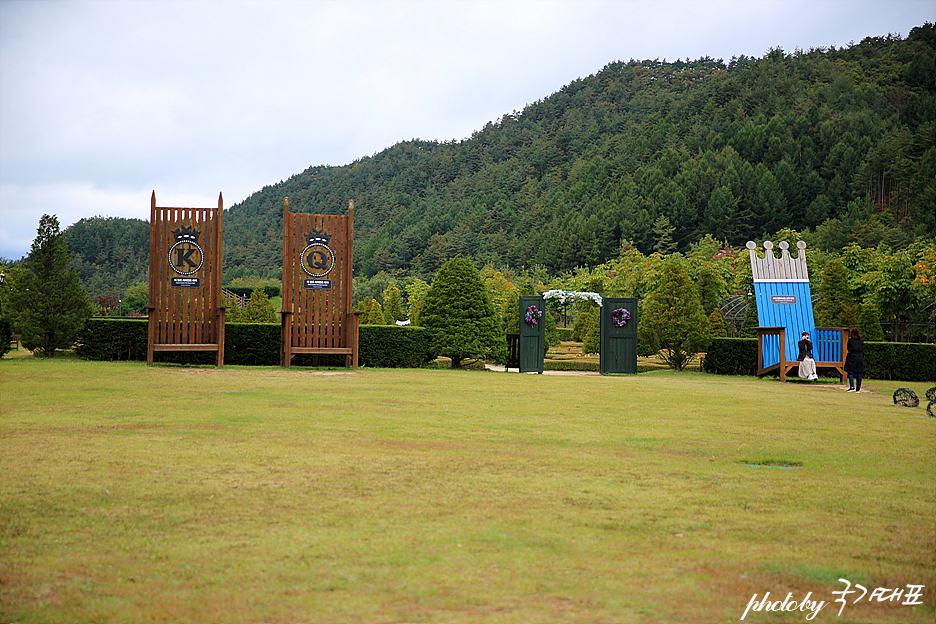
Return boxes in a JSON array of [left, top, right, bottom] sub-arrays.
[[242, 288, 277, 323], [404, 278, 430, 326], [652, 215, 678, 255], [641, 256, 711, 370], [815, 258, 857, 327], [361, 298, 386, 325], [382, 281, 405, 324], [708, 308, 729, 337], [5, 214, 94, 356], [421, 257, 506, 367]]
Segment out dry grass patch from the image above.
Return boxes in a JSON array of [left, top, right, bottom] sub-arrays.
[[1, 356, 933, 623]]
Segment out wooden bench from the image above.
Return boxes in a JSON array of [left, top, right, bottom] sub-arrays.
[[756, 326, 848, 382]]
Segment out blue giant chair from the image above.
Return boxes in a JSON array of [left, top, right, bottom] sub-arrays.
[[747, 240, 847, 382]]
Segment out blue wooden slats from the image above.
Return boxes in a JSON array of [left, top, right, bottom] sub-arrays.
[[752, 281, 815, 363], [813, 328, 843, 363]]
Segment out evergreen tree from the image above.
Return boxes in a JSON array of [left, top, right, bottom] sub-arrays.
[[382, 281, 405, 324], [404, 278, 430, 326], [815, 258, 857, 328], [739, 294, 759, 338], [242, 288, 277, 323], [360, 298, 386, 325], [652, 215, 678, 255], [5, 214, 94, 356], [708, 308, 729, 338], [421, 257, 506, 368], [856, 301, 885, 341], [641, 257, 711, 370]]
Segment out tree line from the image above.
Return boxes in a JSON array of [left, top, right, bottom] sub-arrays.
[[2, 23, 933, 351]]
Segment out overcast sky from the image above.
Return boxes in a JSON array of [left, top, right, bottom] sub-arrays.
[[1, 0, 932, 259]]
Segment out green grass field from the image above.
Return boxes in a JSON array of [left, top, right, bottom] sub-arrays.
[[1, 352, 933, 623]]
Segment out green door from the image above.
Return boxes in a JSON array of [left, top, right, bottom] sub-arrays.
[[519, 295, 545, 374], [600, 297, 638, 374]]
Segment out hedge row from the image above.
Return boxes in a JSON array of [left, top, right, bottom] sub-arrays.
[[542, 360, 660, 373], [703, 337, 936, 382], [555, 328, 574, 341], [74, 318, 433, 368], [702, 339, 760, 376], [225, 286, 280, 299]]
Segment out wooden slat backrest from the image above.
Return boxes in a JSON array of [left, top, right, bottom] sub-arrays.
[[281, 198, 356, 368], [147, 192, 225, 366]]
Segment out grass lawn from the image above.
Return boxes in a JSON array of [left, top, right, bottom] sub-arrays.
[[1, 351, 934, 623]]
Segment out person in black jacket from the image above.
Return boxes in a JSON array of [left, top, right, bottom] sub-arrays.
[[797, 331, 817, 380], [844, 327, 864, 392]]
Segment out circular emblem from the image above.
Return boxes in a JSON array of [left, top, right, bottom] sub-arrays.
[[301, 243, 335, 278], [168, 240, 204, 276]]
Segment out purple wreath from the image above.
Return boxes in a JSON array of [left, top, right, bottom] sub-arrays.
[[612, 308, 631, 327], [524, 305, 543, 326]]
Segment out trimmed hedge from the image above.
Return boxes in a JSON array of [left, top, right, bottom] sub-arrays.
[[225, 286, 280, 299], [75, 318, 433, 368], [555, 328, 574, 342], [703, 337, 936, 382], [542, 360, 660, 373], [358, 324, 435, 368], [545, 359, 599, 372], [702, 338, 759, 376], [863, 342, 936, 382]]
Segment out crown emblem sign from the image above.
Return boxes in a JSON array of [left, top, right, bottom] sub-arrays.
[[172, 224, 200, 244], [306, 228, 331, 246]]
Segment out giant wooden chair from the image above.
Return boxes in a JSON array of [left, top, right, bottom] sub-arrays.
[[281, 198, 358, 369], [147, 192, 225, 366], [747, 240, 847, 382]]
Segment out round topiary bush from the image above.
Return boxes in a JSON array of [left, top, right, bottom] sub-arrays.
[[893, 388, 919, 408], [926, 387, 936, 402], [927, 401, 935, 418]]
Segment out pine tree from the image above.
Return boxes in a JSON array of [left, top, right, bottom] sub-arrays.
[[652, 215, 678, 255], [382, 281, 405, 324], [815, 258, 857, 327], [641, 257, 711, 371], [421, 257, 506, 368], [5, 214, 94, 356], [361, 298, 386, 325], [242, 288, 277, 323], [708, 308, 728, 337]]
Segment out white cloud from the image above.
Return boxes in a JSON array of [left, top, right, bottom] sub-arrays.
[[1, 0, 931, 259]]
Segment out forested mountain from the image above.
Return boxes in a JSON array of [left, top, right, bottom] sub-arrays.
[[222, 23, 934, 281], [64, 23, 935, 296], [63, 217, 149, 300]]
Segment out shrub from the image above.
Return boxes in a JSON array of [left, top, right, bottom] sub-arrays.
[[0, 318, 13, 358], [421, 257, 505, 367], [702, 338, 759, 376], [358, 325, 434, 368], [75, 318, 434, 368], [555, 327, 574, 342], [703, 338, 936, 382], [863, 342, 936, 382], [545, 360, 599, 372]]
